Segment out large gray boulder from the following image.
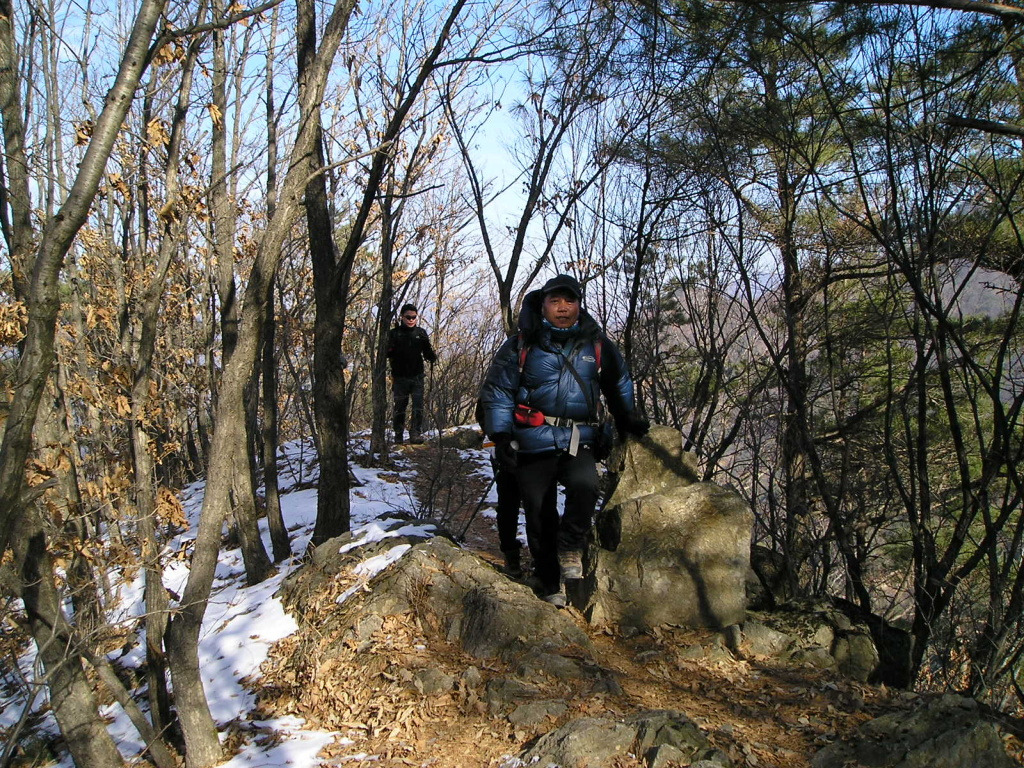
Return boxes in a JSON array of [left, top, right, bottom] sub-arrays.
[[578, 425, 753, 630], [283, 532, 593, 664], [737, 606, 882, 682], [812, 693, 1018, 768], [520, 709, 731, 768]]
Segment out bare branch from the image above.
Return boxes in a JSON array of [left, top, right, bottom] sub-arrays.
[[946, 114, 1024, 138], [148, 0, 284, 60]]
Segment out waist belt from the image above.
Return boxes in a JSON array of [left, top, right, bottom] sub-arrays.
[[542, 415, 601, 456], [543, 415, 601, 428]]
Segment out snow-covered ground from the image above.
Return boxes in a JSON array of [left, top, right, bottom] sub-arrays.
[[1, 433, 501, 767]]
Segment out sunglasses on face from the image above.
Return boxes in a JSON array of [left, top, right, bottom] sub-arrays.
[[403, 314, 417, 320]]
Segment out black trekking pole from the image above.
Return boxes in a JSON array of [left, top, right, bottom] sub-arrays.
[[458, 473, 497, 542]]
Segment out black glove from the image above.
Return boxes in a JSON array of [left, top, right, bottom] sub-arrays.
[[492, 433, 518, 473], [618, 414, 650, 438]]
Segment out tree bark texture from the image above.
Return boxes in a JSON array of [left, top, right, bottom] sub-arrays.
[[211, 0, 238, 362], [128, 22, 209, 742], [310, 0, 470, 543], [305, 119, 352, 545], [207, 0, 272, 585], [16, 512, 125, 768], [0, 0, 37, 301], [371, 255, 394, 455], [262, 281, 291, 562], [261, 6, 290, 562], [0, 3, 167, 764]]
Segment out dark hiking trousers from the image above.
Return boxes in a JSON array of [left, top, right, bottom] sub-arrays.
[[392, 373, 425, 439], [493, 462, 557, 554], [517, 448, 599, 593]]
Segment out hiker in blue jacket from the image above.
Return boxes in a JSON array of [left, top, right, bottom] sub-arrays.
[[479, 274, 648, 607]]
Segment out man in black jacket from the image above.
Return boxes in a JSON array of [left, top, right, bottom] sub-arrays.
[[387, 303, 437, 444]]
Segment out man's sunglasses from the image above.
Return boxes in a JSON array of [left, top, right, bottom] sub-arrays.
[[403, 314, 417, 320]]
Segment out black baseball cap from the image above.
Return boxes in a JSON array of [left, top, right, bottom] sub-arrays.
[[541, 274, 582, 300]]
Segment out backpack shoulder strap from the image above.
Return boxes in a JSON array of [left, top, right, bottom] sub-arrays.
[[519, 332, 600, 373]]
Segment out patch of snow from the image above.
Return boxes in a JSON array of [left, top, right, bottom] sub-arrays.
[[0, 431, 499, 767]]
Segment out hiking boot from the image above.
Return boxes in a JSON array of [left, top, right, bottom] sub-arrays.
[[558, 549, 583, 581], [523, 573, 544, 594], [502, 548, 524, 579], [543, 587, 566, 609]]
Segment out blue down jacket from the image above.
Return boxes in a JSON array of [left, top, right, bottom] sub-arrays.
[[479, 291, 637, 455]]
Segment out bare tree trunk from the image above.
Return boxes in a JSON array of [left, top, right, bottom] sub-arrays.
[[208, 0, 272, 584], [37, 373, 103, 633], [165, 3, 358, 763], [777, 170, 811, 598], [305, 124, 352, 544], [0, 0, 36, 302], [262, 7, 289, 561], [371, 239, 394, 455], [78, 641, 177, 768], [298, 0, 351, 544], [620, 161, 661, 381], [262, 278, 290, 561], [211, 0, 238, 363], [0, 0, 166, 551], [363, 100, 450, 454], [14, 510, 125, 768], [0, 0, 167, 617], [129, 21, 208, 742], [369, 173, 400, 455], [230, 472, 272, 585], [310, 0, 471, 544]]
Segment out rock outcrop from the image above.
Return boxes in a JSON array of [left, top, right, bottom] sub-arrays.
[[283, 524, 595, 667], [578, 425, 753, 630], [736, 604, 881, 682], [272, 449, 1020, 768], [812, 693, 1018, 768], [520, 709, 731, 768], [275, 513, 1021, 768]]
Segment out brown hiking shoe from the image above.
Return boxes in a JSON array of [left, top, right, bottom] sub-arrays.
[[558, 549, 583, 580]]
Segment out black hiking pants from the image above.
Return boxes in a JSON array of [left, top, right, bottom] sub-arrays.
[[392, 373, 425, 439], [517, 448, 599, 593], [493, 460, 556, 554]]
